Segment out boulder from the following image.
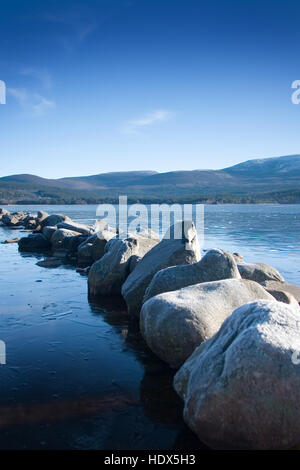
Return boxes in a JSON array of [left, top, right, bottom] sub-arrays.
[[262, 280, 300, 303], [144, 249, 240, 303], [0, 208, 9, 217], [42, 226, 58, 242], [267, 289, 299, 306], [77, 227, 118, 267], [77, 241, 94, 267], [50, 228, 81, 250], [88, 234, 159, 296], [238, 261, 284, 284], [41, 214, 71, 228], [122, 221, 201, 316], [18, 233, 51, 252], [2, 213, 24, 227], [24, 217, 38, 230], [63, 234, 87, 253], [174, 300, 300, 450], [57, 221, 94, 236], [92, 228, 120, 262], [37, 210, 49, 224], [233, 252, 243, 262], [141, 278, 273, 368]]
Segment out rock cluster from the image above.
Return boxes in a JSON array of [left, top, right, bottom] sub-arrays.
[[2, 208, 300, 449]]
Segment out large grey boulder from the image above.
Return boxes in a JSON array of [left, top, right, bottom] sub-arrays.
[[50, 228, 81, 250], [262, 280, 300, 303], [144, 249, 240, 303], [238, 261, 284, 283], [41, 214, 71, 228], [141, 278, 273, 368], [88, 234, 159, 296], [57, 221, 94, 236], [18, 233, 51, 252], [122, 221, 201, 317], [2, 212, 24, 227], [77, 227, 118, 267], [77, 238, 95, 267], [42, 226, 58, 242], [63, 234, 87, 253], [91, 227, 119, 261], [174, 300, 300, 450]]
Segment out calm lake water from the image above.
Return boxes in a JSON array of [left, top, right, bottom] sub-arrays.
[[0, 204, 299, 449]]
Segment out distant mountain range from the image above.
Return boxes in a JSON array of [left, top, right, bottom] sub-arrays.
[[1, 155, 300, 204]]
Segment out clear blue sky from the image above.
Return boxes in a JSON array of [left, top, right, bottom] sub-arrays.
[[0, 0, 300, 178]]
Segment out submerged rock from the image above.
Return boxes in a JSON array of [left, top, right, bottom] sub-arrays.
[[144, 249, 240, 303], [36, 258, 62, 268], [141, 278, 272, 368], [174, 300, 300, 450], [238, 261, 284, 283], [122, 221, 200, 317], [2, 238, 20, 244]]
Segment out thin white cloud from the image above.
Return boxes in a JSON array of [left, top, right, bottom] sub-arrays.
[[20, 67, 52, 89], [41, 10, 98, 44], [7, 87, 55, 116], [32, 94, 55, 116], [123, 110, 175, 135], [7, 87, 28, 105]]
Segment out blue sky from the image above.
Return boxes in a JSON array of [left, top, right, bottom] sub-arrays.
[[0, 0, 300, 178]]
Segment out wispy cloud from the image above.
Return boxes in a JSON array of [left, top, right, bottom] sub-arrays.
[[123, 110, 175, 135], [7, 87, 28, 105], [40, 7, 99, 48], [32, 95, 55, 116], [8, 87, 55, 116], [20, 67, 52, 89]]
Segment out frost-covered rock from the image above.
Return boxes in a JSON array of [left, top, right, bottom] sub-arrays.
[[238, 262, 284, 283], [144, 249, 240, 303], [174, 300, 300, 449], [122, 221, 200, 316], [141, 278, 272, 368]]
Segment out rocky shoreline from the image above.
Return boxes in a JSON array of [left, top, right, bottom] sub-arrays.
[[1, 207, 300, 449]]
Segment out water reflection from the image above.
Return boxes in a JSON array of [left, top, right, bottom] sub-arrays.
[[88, 294, 206, 449]]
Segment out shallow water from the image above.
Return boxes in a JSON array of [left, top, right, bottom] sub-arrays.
[[0, 204, 299, 449]]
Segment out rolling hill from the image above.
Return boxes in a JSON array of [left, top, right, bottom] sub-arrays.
[[0, 155, 300, 204]]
